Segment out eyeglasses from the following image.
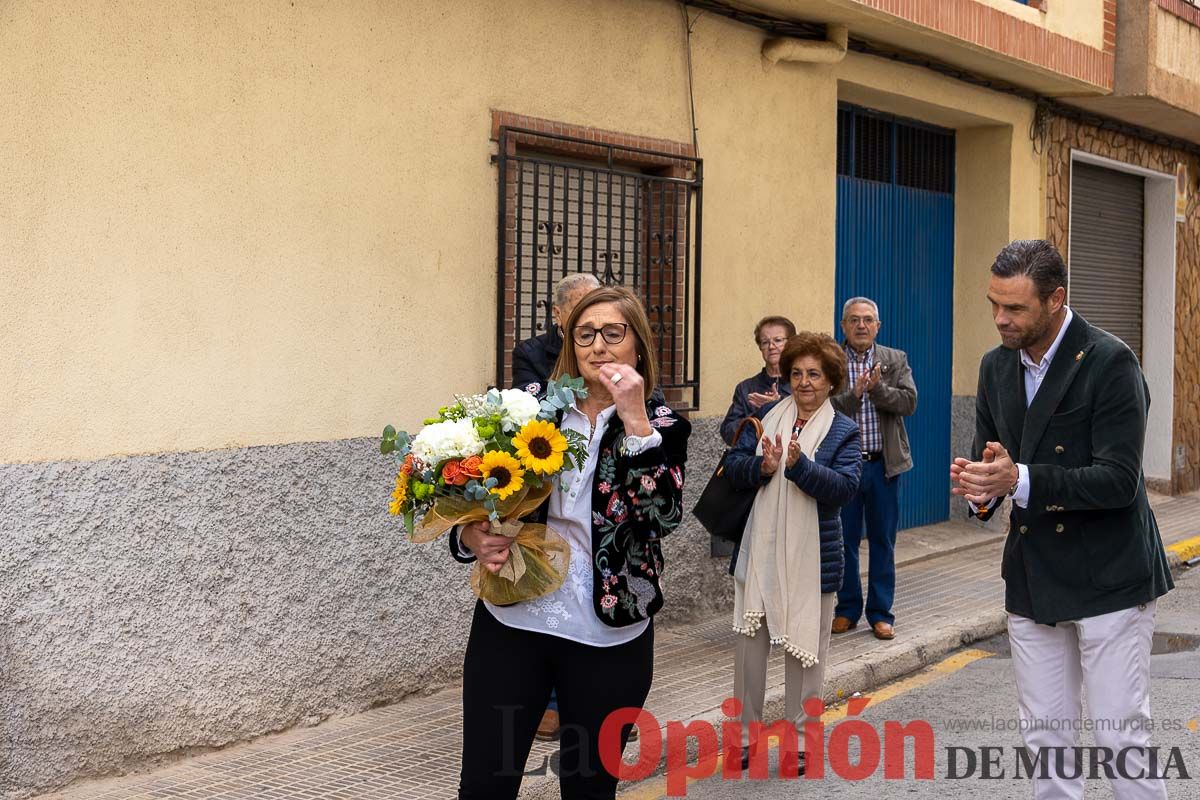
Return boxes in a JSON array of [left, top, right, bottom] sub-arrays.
[[758, 336, 788, 350], [573, 323, 629, 347], [845, 316, 878, 327]]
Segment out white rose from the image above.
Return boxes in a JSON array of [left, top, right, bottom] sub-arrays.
[[498, 388, 541, 432], [411, 419, 484, 464]]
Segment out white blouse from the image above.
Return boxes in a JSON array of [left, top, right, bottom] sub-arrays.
[[483, 402, 660, 647]]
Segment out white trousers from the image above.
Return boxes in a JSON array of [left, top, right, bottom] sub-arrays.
[[1007, 602, 1166, 800]]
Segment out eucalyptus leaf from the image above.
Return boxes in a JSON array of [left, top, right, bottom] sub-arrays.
[[380, 439, 395, 455]]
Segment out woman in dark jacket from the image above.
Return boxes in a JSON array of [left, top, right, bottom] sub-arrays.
[[723, 331, 861, 772]]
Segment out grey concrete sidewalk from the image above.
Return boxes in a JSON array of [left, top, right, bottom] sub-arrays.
[[36, 493, 1200, 800]]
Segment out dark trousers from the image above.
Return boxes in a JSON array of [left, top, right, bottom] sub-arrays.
[[835, 459, 899, 626], [458, 602, 654, 800]]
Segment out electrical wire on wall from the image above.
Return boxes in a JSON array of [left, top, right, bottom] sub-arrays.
[[680, 2, 703, 156], [1030, 103, 1051, 156], [685, 0, 1200, 160]]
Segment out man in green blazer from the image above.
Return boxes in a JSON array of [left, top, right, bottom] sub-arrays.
[[951, 239, 1172, 800]]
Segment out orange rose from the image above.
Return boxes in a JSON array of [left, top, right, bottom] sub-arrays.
[[459, 455, 484, 479], [441, 459, 468, 486], [401, 453, 416, 477]]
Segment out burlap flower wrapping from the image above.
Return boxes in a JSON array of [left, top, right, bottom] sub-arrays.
[[411, 483, 571, 604]]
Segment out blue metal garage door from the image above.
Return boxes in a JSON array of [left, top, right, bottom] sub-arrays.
[[834, 104, 955, 530]]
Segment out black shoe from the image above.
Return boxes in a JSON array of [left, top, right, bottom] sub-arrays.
[[740, 750, 805, 774]]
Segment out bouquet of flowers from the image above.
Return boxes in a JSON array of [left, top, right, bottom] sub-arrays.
[[381, 378, 589, 604]]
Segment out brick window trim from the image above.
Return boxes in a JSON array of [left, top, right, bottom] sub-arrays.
[[1105, 0, 1118, 54], [1156, 0, 1200, 27], [491, 111, 699, 408], [490, 111, 696, 166]]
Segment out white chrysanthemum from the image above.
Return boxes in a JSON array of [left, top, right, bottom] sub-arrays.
[[498, 388, 541, 432], [456, 393, 491, 418], [411, 418, 484, 464]]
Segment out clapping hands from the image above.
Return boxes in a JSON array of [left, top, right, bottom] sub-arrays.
[[950, 441, 1017, 505], [760, 432, 801, 476], [854, 364, 882, 398], [748, 384, 782, 410]]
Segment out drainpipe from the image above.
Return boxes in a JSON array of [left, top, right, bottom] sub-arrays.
[[762, 24, 849, 64]]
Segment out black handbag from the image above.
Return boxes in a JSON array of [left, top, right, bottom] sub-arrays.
[[691, 417, 764, 544]]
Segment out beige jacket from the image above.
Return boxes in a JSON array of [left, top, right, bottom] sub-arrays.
[[831, 343, 916, 479]]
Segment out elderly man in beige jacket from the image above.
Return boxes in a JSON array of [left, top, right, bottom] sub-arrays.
[[830, 297, 917, 641]]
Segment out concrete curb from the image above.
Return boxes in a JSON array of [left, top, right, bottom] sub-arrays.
[[717, 608, 1009, 754], [1165, 534, 1200, 570], [514, 522, 1200, 799], [518, 590, 1010, 799], [885, 532, 1005, 575], [579, 608, 1007, 799]]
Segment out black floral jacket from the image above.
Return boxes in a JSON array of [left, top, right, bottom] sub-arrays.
[[449, 398, 691, 627]]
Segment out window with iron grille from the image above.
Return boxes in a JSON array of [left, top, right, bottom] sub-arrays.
[[837, 104, 955, 194], [494, 124, 703, 409]]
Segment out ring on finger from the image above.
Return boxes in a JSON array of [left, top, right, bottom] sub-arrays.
[[610, 371, 623, 384]]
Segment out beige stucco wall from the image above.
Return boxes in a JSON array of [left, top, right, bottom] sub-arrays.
[[2, 0, 1043, 463], [688, 14, 840, 404], [0, 0, 694, 463], [975, 0, 1107, 51], [1154, 5, 1200, 84]]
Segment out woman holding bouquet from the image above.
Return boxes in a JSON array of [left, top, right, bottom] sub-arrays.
[[723, 332, 860, 773], [452, 285, 691, 800]]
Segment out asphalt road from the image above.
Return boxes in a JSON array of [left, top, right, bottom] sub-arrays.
[[636, 565, 1200, 800]]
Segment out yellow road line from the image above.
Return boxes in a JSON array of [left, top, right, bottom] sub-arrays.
[[620, 648, 993, 800], [1167, 534, 1200, 565]]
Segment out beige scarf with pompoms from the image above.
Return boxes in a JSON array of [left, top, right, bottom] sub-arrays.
[[733, 396, 834, 667]]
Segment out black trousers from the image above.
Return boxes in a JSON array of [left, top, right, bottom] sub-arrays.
[[458, 601, 654, 800]]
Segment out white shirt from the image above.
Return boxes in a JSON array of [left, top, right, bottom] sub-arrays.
[[482, 403, 660, 646], [968, 308, 1073, 514], [1009, 307, 1073, 508]]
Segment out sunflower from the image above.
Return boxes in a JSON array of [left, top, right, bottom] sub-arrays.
[[480, 450, 525, 500], [512, 419, 569, 475], [388, 470, 410, 515]]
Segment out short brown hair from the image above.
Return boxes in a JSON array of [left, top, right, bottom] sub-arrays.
[[991, 239, 1068, 301], [779, 332, 847, 394], [753, 315, 796, 343], [551, 285, 658, 401]]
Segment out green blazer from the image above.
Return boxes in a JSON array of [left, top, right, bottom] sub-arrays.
[[972, 312, 1172, 624]]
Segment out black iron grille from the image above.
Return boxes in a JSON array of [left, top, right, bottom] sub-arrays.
[[837, 104, 955, 194], [495, 128, 703, 409]]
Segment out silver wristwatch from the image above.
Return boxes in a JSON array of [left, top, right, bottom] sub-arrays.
[[623, 432, 656, 456]]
